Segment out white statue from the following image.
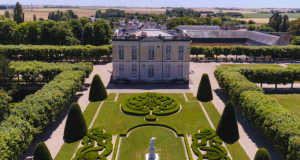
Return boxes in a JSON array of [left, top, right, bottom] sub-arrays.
[[146, 137, 159, 160]]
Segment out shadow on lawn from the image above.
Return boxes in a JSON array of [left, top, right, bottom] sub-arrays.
[[213, 88, 284, 160]]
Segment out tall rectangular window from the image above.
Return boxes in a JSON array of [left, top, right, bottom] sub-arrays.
[[178, 65, 183, 77], [148, 46, 154, 60], [132, 64, 137, 77], [148, 65, 154, 77], [179, 46, 184, 60], [119, 64, 124, 78], [166, 46, 171, 60], [132, 46, 137, 60], [119, 46, 124, 60], [166, 65, 170, 77]]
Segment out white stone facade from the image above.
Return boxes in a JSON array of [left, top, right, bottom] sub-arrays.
[[112, 36, 190, 83]]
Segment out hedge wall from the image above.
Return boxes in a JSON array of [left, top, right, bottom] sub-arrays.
[[191, 45, 300, 60], [214, 66, 300, 159], [0, 45, 112, 61], [0, 62, 92, 159]]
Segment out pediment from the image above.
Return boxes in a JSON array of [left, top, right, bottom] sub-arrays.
[[140, 36, 163, 42]]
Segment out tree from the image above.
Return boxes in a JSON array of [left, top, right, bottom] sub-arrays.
[[69, 19, 83, 41], [64, 103, 87, 141], [33, 142, 53, 160], [33, 14, 37, 21], [254, 148, 271, 160], [0, 19, 17, 44], [248, 20, 256, 24], [13, 2, 24, 24], [216, 101, 239, 144], [4, 11, 10, 18], [93, 19, 113, 45], [79, 17, 90, 26], [288, 18, 300, 36], [0, 89, 12, 122], [39, 20, 56, 45], [196, 73, 213, 101], [282, 15, 289, 32], [89, 74, 107, 101], [291, 36, 300, 45], [95, 10, 102, 18], [14, 21, 40, 45], [211, 18, 222, 26], [49, 21, 79, 45], [83, 23, 94, 45], [39, 17, 44, 21], [110, 20, 114, 29]]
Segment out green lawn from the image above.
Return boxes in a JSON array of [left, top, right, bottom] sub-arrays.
[[54, 101, 102, 160], [243, 13, 300, 19], [105, 93, 117, 101], [118, 126, 187, 160], [287, 64, 300, 67], [185, 93, 198, 101], [270, 94, 300, 119], [92, 93, 211, 135], [201, 102, 250, 160], [220, 64, 282, 68]]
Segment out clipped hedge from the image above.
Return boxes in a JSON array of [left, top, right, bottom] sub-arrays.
[[214, 66, 300, 159], [0, 44, 112, 61], [254, 148, 271, 160], [145, 115, 157, 121], [190, 45, 300, 60], [73, 127, 113, 160], [0, 63, 92, 159], [191, 127, 231, 160], [196, 73, 213, 102], [89, 74, 107, 101], [33, 142, 53, 160]]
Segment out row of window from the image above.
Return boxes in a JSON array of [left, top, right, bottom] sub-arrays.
[[119, 64, 184, 78], [118, 46, 185, 60]]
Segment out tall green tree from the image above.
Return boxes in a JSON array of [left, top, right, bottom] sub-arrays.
[[83, 23, 94, 45], [33, 14, 37, 21], [50, 21, 79, 45], [95, 10, 102, 18], [216, 101, 239, 144], [93, 19, 113, 46], [288, 18, 300, 36], [0, 19, 17, 44], [197, 73, 213, 101], [79, 17, 90, 26], [4, 11, 10, 18], [89, 74, 107, 101], [14, 21, 40, 44], [13, 2, 24, 24], [39, 20, 56, 45], [282, 15, 289, 32], [69, 19, 83, 41]]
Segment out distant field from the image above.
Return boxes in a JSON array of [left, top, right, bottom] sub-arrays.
[[236, 18, 297, 24], [243, 13, 300, 19]]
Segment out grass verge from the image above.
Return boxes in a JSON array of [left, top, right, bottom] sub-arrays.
[[185, 93, 198, 101], [118, 126, 187, 160], [270, 94, 300, 119], [105, 93, 117, 101], [201, 101, 250, 160]]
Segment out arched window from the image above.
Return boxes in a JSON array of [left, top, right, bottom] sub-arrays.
[[148, 65, 154, 77]]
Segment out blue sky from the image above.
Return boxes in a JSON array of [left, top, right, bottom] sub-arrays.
[[1, 0, 300, 8]]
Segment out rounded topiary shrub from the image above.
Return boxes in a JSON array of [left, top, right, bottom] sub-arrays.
[[64, 103, 87, 141], [254, 148, 271, 160], [145, 114, 157, 121], [89, 74, 107, 101], [34, 142, 53, 160], [216, 101, 239, 144], [197, 73, 213, 102]]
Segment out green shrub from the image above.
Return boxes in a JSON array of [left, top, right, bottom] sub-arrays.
[[196, 73, 213, 102], [64, 103, 87, 141], [34, 142, 53, 160], [89, 74, 107, 101], [254, 148, 271, 160], [145, 115, 157, 121], [216, 101, 239, 144]]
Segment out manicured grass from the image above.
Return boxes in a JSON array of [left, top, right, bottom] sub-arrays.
[[54, 101, 102, 160], [270, 94, 300, 119], [220, 64, 282, 68], [105, 93, 117, 101], [92, 93, 211, 135], [201, 101, 250, 160], [185, 93, 198, 101], [118, 126, 187, 160], [243, 13, 300, 19]]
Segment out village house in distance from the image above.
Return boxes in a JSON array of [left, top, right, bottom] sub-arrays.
[[112, 29, 191, 83]]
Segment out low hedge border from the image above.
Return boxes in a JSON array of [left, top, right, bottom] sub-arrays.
[[73, 127, 113, 160], [121, 93, 180, 117], [111, 123, 193, 160], [214, 66, 300, 159], [0, 62, 92, 159], [192, 127, 231, 160], [145, 115, 157, 122]]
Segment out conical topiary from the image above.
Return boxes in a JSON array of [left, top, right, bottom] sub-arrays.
[[254, 148, 271, 160], [34, 142, 53, 160], [64, 103, 87, 141], [89, 74, 107, 101], [196, 73, 213, 101], [216, 101, 239, 144]]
